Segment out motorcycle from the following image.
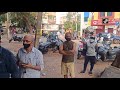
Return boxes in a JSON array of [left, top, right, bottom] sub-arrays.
[[38, 42, 51, 54], [97, 45, 120, 61], [47, 35, 63, 53], [9, 34, 23, 43], [51, 39, 63, 53]]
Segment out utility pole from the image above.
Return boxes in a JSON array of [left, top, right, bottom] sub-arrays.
[[6, 12, 10, 39], [76, 12, 78, 31], [80, 12, 84, 37], [34, 12, 43, 48]]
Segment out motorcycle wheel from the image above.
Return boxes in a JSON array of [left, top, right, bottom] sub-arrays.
[[43, 48, 48, 54], [53, 46, 59, 53], [99, 52, 106, 61]]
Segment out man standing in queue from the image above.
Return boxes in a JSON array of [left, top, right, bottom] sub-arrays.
[[59, 32, 76, 78], [17, 34, 44, 78], [80, 37, 98, 75]]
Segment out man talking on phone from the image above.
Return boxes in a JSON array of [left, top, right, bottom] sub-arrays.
[[17, 34, 44, 78]]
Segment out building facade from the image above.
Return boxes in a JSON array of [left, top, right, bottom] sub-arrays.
[[42, 12, 59, 31], [91, 12, 120, 35]]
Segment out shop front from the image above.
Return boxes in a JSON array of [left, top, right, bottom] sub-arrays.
[[91, 20, 105, 34], [91, 18, 119, 34]]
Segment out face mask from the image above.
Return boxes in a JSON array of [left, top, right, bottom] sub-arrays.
[[23, 43, 30, 49], [65, 37, 71, 41], [90, 39, 94, 43]]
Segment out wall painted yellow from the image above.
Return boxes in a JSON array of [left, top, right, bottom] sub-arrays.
[[93, 12, 98, 20], [114, 12, 120, 19], [93, 12, 120, 20]]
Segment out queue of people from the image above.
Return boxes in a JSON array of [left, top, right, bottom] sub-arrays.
[[0, 31, 101, 78]]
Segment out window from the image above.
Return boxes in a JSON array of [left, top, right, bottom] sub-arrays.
[[100, 12, 105, 17], [107, 12, 112, 16]]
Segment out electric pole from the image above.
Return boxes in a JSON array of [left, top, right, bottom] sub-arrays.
[[6, 12, 10, 39], [76, 12, 78, 31], [34, 12, 43, 48], [80, 12, 84, 37]]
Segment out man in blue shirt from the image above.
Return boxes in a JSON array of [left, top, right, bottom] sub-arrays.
[[0, 36, 20, 78]]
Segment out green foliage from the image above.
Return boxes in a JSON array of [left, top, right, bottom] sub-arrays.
[[0, 14, 7, 24], [64, 12, 81, 32], [9, 12, 36, 28]]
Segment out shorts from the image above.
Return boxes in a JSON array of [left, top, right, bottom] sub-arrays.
[[61, 62, 75, 78]]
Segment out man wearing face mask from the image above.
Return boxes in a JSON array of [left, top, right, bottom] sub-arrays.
[[17, 34, 44, 78], [80, 37, 98, 75], [59, 32, 76, 78]]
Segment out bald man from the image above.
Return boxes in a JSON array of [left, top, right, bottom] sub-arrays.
[[59, 32, 76, 78], [17, 34, 44, 78]]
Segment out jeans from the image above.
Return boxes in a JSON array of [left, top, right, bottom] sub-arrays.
[[83, 56, 96, 72]]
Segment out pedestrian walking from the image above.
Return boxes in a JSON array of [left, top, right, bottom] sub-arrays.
[[59, 32, 76, 78], [0, 36, 20, 78], [17, 34, 44, 78], [80, 37, 98, 75]]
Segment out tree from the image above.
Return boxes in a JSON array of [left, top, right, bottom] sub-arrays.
[[34, 12, 43, 48], [64, 12, 81, 32], [0, 14, 7, 24], [9, 12, 37, 33]]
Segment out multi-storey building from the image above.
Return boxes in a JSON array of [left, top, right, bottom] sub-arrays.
[[91, 12, 120, 35], [42, 12, 59, 31]]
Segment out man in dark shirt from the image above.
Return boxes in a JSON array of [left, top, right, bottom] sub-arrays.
[[59, 32, 76, 78], [0, 36, 20, 78]]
